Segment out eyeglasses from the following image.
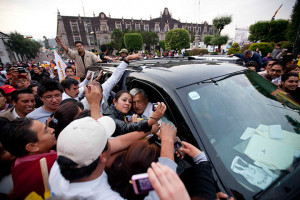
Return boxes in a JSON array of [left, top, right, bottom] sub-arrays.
[[17, 79, 28, 83], [42, 94, 62, 101]]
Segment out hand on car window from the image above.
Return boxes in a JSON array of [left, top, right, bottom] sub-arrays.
[[180, 141, 201, 158]]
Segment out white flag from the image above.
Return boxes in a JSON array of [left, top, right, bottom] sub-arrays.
[[54, 51, 67, 80]]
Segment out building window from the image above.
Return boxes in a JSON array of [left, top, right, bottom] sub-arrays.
[[101, 24, 107, 32], [115, 22, 122, 30], [88, 36, 94, 45], [85, 23, 92, 34], [164, 26, 169, 32], [155, 25, 160, 32], [188, 26, 191, 31], [174, 24, 178, 29], [193, 27, 196, 33], [104, 36, 109, 43], [71, 22, 79, 33], [209, 28, 212, 34], [126, 23, 131, 30], [144, 24, 149, 31], [204, 27, 207, 33], [198, 27, 201, 33], [74, 36, 81, 43], [135, 23, 140, 30]]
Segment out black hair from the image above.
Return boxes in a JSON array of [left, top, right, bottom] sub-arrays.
[[100, 44, 108, 52], [61, 78, 79, 90], [11, 88, 33, 102], [65, 66, 75, 73], [282, 55, 294, 64], [60, 98, 84, 110], [0, 88, 5, 96], [74, 41, 83, 46], [28, 80, 39, 88], [74, 110, 91, 120], [37, 78, 63, 97], [271, 61, 285, 71], [281, 72, 298, 83], [56, 142, 108, 181], [267, 59, 278, 65], [245, 61, 257, 68], [243, 49, 252, 56], [0, 118, 37, 157], [114, 90, 131, 101]]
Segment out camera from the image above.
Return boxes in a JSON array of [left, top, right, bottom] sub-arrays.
[[131, 173, 154, 194], [174, 137, 185, 156], [152, 103, 158, 111]]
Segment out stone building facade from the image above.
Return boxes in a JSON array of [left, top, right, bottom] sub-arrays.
[[57, 8, 216, 51]]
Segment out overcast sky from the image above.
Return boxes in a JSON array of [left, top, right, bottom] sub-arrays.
[[0, 0, 296, 40]]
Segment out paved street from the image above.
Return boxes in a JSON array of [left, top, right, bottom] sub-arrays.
[[33, 52, 54, 63]]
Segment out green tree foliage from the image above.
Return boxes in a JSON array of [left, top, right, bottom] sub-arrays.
[[111, 29, 123, 51], [140, 31, 159, 51], [6, 32, 41, 59], [188, 48, 208, 56], [43, 36, 50, 49], [211, 35, 229, 52], [248, 20, 290, 43], [203, 35, 213, 47], [212, 16, 232, 35], [124, 33, 143, 52], [227, 43, 241, 55], [248, 43, 272, 57], [165, 28, 190, 50], [159, 40, 166, 50], [287, 0, 300, 42], [277, 41, 294, 49], [241, 43, 251, 52]]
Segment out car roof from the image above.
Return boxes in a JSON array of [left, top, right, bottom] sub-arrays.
[[126, 61, 246, 89]]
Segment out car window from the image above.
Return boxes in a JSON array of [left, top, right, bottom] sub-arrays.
[[178, 70, 300, 194]]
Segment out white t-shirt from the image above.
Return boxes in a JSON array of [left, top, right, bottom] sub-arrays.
[[49, 162, 123, 200]]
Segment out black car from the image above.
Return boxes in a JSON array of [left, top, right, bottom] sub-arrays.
[[94, 59, 300, 200]]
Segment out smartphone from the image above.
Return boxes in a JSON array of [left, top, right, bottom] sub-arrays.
[[152, 103, 158, 111], [126, 115, 133, 122], [132, 173, 154, 195], [174, 137, 185, 156]]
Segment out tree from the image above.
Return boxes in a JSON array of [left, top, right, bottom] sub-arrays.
[[43, 36, 50, 49], [227, 43, 241, 55], [159, 40, 165, 51], [124, 33, 143, 52], [6, 32, 41, 60], [203, 35, 213, 47], [211, 35, 229, 53], [212, 16, 232, 35], [140, 31, 159, 51], [248, 20, 290, 42], [287, 0, 300, 42], [111, 29, 123, 51], [165, 28, 190, 51], [248, 43, 272, 57]]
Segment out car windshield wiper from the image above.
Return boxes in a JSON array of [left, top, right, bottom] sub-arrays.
[[254, 157, 300, 199]]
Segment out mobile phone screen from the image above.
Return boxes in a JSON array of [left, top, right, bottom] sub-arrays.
[[136, 177, 153, 193]]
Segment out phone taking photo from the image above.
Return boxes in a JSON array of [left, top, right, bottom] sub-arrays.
[[152, 103, 158, 111], [174, 137, 185, 156], [132, 173, 154, 195]]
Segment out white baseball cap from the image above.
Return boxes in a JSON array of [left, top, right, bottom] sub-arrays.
[[57, 116, 116, 167]]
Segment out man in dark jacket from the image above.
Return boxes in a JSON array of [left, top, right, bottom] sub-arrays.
[[231, 50, 262, 72]]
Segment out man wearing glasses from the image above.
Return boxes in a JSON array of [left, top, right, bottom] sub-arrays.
[[27, 78, 63, 124]]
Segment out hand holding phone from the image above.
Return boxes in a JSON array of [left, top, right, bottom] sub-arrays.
[[132, 173, 154, 194], [174, 137, 185, 157]]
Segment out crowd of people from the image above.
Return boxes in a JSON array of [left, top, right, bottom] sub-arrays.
[[0, 38, 299, 200], [230, 45, 300, 102]]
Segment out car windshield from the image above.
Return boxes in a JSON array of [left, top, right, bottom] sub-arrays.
[[180, 70, 300, 194]]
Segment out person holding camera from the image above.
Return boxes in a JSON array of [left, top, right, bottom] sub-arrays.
[[103, 90, 164, 137]]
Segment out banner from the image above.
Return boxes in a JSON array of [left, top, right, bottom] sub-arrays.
[[54, 51, 67, 80]]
